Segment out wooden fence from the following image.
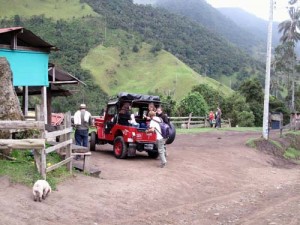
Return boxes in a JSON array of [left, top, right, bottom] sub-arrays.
[[170, 113, 231, 129], [0, 106, 73, 179]]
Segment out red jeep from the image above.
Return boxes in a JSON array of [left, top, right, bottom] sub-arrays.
[[90, 92, 176, 159]]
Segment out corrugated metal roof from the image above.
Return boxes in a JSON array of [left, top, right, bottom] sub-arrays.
[[48, 63, 86, 85], [0, 27, 23, 34], [0, 26, 56, 50]]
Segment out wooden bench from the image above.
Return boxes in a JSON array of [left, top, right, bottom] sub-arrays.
[[71, 144, 91, 173], [47, 141, 92, 173]]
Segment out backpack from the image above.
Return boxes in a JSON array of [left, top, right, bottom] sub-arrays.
[[153, 118, 170, 139]]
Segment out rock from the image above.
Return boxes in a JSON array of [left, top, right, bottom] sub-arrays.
[[0, 57, 24, 156]]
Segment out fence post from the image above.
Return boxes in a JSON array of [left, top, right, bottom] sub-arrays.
[[187, 113, 192, 129], [64, 112, 72, 173], [41, 148, 46, 179], [33, 105, 42, 175]]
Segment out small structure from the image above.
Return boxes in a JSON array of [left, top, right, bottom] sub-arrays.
[[270, 112, 283, 137], [0, 27, 57, 123]]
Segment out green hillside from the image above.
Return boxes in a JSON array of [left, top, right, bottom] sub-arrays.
[[0, 0, 98, 20], [81, 30, 233, 100]]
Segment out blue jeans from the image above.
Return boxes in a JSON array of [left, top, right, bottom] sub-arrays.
[[75, 129, 89, 147]]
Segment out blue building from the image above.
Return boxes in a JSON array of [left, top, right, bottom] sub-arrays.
[[0, 27, 55, 87], [0, 27, 84, 124]]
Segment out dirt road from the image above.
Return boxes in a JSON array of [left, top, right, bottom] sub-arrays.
[[1, 130, 300, 225]]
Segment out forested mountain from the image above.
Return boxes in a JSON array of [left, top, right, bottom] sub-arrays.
[[0, 0, 267, 113], [84, 0, 264, 80], [218, 8, 281, 49], [135, 0, 266, 57]]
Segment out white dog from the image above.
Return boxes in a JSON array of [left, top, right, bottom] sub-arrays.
[[32, 180, 52, 202]]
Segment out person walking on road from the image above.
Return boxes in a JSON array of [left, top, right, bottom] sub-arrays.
[[147, 110, 167, 168], [156, 106, 169, 157]]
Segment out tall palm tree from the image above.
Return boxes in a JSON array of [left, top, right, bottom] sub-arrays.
[[278, 7, 300, 43], [278, 4, 300, 111]]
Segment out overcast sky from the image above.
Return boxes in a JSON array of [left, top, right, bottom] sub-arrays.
[[206, 0, 290, 22]]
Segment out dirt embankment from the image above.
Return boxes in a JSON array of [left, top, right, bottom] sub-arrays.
[[1, 130, 300, 225]]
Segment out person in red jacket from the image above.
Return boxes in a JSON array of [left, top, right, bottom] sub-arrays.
[[209, 111, 215, 128]]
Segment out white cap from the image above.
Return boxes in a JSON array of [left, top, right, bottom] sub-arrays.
[[80, 104, 86, 109]]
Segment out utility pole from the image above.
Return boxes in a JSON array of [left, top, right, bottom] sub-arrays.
[[262, 0, 274, 140]]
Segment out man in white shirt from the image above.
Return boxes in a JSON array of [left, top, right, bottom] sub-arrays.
[[74, 103, 92, 148], [146, 110, 167, 168]]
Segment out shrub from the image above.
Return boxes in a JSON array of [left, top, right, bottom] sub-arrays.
[[237, 111, 255, 127], [176, 92, 208, 116], [132, 44, 139, 52]]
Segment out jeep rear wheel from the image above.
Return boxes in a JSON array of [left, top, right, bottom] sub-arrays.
[[90, 131, 97, 151], [148, 151, 159, 159], [113, 136, 128, 159], [166, 122, 176, 145]]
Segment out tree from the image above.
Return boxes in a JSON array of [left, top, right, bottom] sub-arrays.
[[160, 95, 176, 117], [278, 6, 300, 43], [238, 78, 264, 126], [176, 92, 208, 116], [278, 2, 300, 111], [222, 93, 253, 127], [191, 84, 224, 110]]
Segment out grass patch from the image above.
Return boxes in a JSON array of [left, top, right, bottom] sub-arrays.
[[245, 137, 260, 148], [0, 0, 98, 20], [0, 150, 72, 190], [283, 130, 300, 136], [269, 140, 283, 150], [283, 147, 300, 160], [81, 29, 233, 100]]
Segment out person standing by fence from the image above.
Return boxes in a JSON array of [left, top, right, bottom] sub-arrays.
[[215, 107, 222, 128], [209, 111, 215, 128], [74, 104, 92, 159]]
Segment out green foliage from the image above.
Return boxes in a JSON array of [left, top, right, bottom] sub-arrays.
[[160, 95, 177, 117], [284, 147, 300, 159], [237, 111, 255, 127], [191, 83, 224, 110], [238, 78, 264, 126], [222, 92, 253, 127], [0, 150, 71, 189], [150, 42, 163, 53], [176, 92, 208, 116], [245, 137, 259, 148], [132, 44, 139, 52]]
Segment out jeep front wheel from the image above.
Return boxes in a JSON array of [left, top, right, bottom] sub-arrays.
[[90, 131, 97, 151], [113, 136, 128, 159]]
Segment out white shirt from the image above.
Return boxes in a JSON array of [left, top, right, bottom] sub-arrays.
[[149, 116, 163, 140], [128, 114, 138, 125]]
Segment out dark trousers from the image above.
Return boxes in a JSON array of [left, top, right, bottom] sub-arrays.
[[75, 129, 89, 147], [215, 118, 221, 128]]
